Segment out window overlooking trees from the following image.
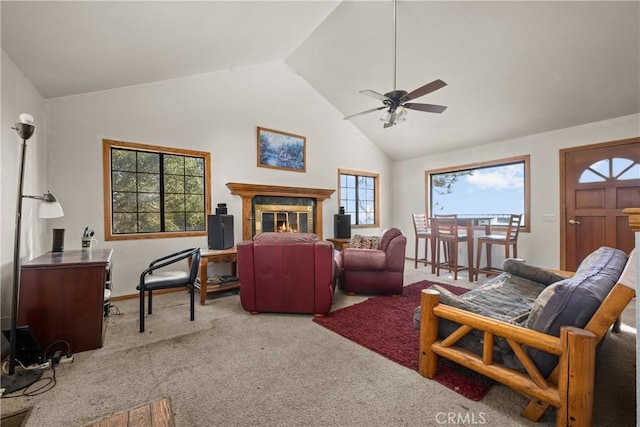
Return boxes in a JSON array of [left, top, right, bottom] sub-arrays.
[[426, 155, 530, 231], [338, 169, 379, 227], [103, 139, 211, 240]]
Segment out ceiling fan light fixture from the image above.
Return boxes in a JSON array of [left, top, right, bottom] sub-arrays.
[[380, 110, 392, 122], [396, 107, 407, 122]]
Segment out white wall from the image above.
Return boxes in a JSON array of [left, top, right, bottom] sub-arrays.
[[46, 61, 392, 298], [393, 113, 640, 270], [6, 50, 638, 303], [1, 51, 50, 327]]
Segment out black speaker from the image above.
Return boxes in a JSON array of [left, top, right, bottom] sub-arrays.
[[52, 228, 65, 252], [334, 214, 351, 239], [208, 214, 234, 250], [215, 203, 228, 215]]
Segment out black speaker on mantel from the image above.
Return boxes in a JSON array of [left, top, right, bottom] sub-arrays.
[[334, 214, 351, 239], [208, 214, 234, 250], [215, 203, 228, 215]]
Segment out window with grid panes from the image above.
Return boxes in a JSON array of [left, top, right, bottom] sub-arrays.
[[103, 139, 211, 240], [338, 169, 379, 227]]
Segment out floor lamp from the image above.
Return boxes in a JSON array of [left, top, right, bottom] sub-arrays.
[[1, 114, 64, 394]]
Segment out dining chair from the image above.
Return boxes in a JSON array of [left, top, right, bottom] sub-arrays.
[[475, 214, 522, 280], [137, 247, 201, 333], [434, 214, 474, 281], [412, 213, 435, 272]]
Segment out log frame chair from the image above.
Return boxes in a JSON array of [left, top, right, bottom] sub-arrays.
[[419, 208, 638, 427]]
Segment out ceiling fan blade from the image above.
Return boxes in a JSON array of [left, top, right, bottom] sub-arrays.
[[359, 90, 391, 102], [404, 103, 447, 113], [343, 106, 387, 120], [402, 79, 447, 102]]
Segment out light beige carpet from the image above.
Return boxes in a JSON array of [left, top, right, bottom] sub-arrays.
[[0, 408, 31, 427]]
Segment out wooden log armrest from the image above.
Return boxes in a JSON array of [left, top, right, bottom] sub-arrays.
[[419, 289, 597, 427]]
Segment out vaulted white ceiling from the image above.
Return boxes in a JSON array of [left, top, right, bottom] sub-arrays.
[[2, 1, 638, 160]]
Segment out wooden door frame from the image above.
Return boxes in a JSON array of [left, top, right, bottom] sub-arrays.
[[559, 136, 640, 270]]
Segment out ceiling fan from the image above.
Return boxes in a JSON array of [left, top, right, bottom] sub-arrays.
[[343, 0, 447, 128]]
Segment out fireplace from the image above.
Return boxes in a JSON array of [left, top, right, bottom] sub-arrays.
[[226, 183, 335, 240], [254, 197, 314, 234]]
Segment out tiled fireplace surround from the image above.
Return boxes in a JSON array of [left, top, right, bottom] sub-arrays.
[[226, 183, 335, 240]]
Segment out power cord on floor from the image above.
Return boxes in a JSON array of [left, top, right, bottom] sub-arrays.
[[1, 360, 56, 398], [1, 339, 72, 398], [43, 340, 72, 361], [1, 358, 49, 374], [109, 304, 122, 316]]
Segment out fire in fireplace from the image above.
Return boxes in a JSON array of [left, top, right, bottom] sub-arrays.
[[253, 196, 315, 235]]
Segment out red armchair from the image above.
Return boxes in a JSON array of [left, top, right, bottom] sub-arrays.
[[340, 228, 407, 295], [237, 233, 338, 316]]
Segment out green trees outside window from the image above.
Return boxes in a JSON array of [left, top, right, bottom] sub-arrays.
[[104, 140, 211, 240]]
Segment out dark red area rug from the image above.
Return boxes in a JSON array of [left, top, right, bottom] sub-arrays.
[[313, 280, 494, 401]]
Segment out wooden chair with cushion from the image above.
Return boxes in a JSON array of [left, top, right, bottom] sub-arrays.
[[412, 213, 435, 272], [137, 247, 201, 333], [434, 214, 473, 282], [475, 213, 522, 281]]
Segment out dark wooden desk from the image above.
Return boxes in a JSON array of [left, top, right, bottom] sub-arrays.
[[18, 249, 113, 353]]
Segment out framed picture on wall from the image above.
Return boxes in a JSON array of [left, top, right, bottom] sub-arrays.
[[257, 127, 306, 172]]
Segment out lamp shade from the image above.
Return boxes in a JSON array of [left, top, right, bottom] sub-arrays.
[[39, 200, 64, 219]]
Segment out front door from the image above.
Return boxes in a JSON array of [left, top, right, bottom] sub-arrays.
[[561, 137, 639, 271]]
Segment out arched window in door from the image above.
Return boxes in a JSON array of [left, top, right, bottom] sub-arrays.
[[579, 157, 640, 183]]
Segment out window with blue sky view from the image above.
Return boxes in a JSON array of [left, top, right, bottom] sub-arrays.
[[428, 156, 529, 229]]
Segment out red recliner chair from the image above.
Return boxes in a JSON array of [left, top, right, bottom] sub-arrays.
[[237, 233, 339, 316], [340, 227, 407, 295]]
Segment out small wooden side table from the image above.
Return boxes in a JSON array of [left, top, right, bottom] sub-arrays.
[[194, 248, 240, 305], [326, 238, 351, 251]]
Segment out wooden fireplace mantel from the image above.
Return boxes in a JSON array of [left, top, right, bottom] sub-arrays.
[[226, 182, 335, 240]]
